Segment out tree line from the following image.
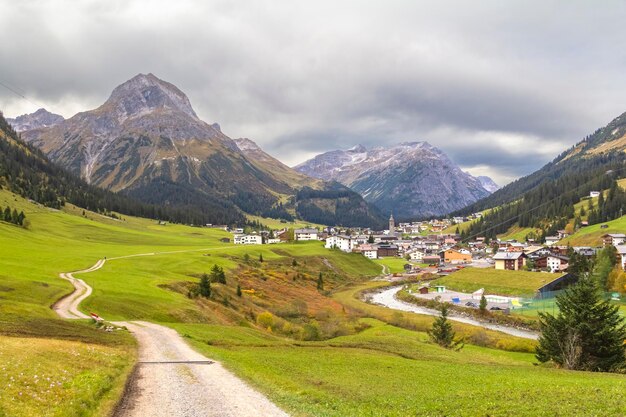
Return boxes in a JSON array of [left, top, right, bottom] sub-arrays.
[[0, 205, 25, 226]]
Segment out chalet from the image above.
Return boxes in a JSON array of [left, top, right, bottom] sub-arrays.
[[573, 247, 596, 257], [602, 233, 626, 247], [294, 228, 319, 241], [377, 244, 398, 258], [544, 236, 560, 246], [325, 235, 355, 252], [493, 252, 527, 270], [233, 234, 263, 245], [440, 249, 472, 264], [589, 191, 601, 198], [617, 245, 626, 270], [535, 254, 569, 273], [407, 249, 426, 261], [359, 244, 379, 259], [219, 237, 231, 243]]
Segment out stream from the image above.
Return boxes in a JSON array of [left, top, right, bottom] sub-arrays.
[[370, 285, 539, 340]]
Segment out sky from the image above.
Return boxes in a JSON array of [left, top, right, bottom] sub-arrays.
[[1, 0, 626, 185]]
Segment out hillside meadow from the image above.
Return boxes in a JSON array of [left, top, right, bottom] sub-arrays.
[[3, 188, 626, 416]]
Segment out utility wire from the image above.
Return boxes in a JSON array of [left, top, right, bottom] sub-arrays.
[[0, 79, 50, 112], [460, 165, 626, 243]]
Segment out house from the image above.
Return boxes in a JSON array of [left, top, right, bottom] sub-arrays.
[[219, 237, 231, 243], [418, 286, 429, 294], [233, 234, 263, 245], [407, 249, 426, 262], [589, 191, 601, 198], [325, 235, 356, 252], [617, 245, 626, 270], [294, 228, 319, 241], [535, 254, 569, 273], [377, 244, 398, 258], [602, 233, 626, 247], [544, 236, 560, 246], [573, 247, 596, 257], [423, 255, 441, 266], [493, 252, 527, 270], [359, 244, 379, 259], [440, 249, 472, 264]]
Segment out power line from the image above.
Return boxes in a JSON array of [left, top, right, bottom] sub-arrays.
[[460, 165, 626, 243], [0, 79, 49, 111]]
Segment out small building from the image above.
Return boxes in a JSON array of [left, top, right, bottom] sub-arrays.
[[407, 249, 425, 262], [219, 237, 231, 243], [418, 286, 429, 294], [359, 244, 379, 259], [535, 254, 569, 273], [544, 236, 560, 246], [589, 191, 601, 198], [377, 244, 398, 258], [294, 228, 319, 241], [617, 245, 626, 270], [602, 233, 626, 247], [233, 234, 263, 245], [423, 255, 441, 266], [325, 235, 355, 252], [493, 251, 527, 270], [440, 249, 472, 264]]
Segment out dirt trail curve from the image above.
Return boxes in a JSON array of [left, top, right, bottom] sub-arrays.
[[53, 251, 289, 417]]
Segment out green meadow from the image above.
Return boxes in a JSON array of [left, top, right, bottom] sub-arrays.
[[3, 188, 626, 416]]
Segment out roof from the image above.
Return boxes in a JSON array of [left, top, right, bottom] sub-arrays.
[[295, 228, 318, 234], [603, 233, 626, 238], [545, 236, 560, 240], [493, 252, 526, 260], [616, 245, 626, 255]]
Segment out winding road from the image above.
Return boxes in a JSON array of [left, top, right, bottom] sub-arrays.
[[52, 252, 288, 417], [371, 286, 539, 340]]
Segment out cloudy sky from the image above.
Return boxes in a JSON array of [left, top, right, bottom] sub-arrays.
[[1, 0, 626, 185]]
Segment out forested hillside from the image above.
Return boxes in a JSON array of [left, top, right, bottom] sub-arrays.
[[455, 112, 626, 241]]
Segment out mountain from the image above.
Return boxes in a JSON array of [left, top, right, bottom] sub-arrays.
[[20, 73, 383, 227], [7, 108, 64, 132], [0, 111, 229, 225], [295, 142, 494, 219], [477, 176, 500, 193], [456, 111, 626, 240]]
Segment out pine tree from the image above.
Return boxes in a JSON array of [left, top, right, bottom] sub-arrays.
[[536, 276, 626, 372], [259, 253, 264, 263], [236, 284, 242, 297], [368, 234, 375, 244], [428, 304, 463, 350], [317, 272, 324, 290], [3, 206, 10, 222], [479, 295, 487, 314], [199, 273, 211, 298]]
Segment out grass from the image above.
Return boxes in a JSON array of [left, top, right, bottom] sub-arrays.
[[498, 225, 541, 241], [373, 257, 410, 274], [246, 214, 326, 229], [0, 334, 135, 417], [433, 267, 558, 296], [172, 319, 626, 417], [561, 214, 626, 246]]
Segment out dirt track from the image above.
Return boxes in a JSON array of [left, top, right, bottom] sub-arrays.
[[53, 255, 289, 417]]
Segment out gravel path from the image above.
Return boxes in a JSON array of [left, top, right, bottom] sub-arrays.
[[371, 286, 539, 340], [53, 254, 289, 417], [113, 321, 288, 417]]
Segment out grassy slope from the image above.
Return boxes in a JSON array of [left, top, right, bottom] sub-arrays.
[[434, 268, 557, 296], [4, 188, 626, 416], [373, 257, 410, 274], [561, 214, 626, 246], [174, 319, 626, 417], [246, 214, 326, 229], [498, 225, 541, 241]]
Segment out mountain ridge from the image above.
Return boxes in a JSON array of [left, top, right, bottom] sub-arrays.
[[295, 142, 495, 219]]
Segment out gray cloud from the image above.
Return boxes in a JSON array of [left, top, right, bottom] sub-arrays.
[[2, 0, 626, 185]]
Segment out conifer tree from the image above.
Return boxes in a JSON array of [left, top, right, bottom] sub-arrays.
[[259, 253, 264, 263], [199, 273, 211, 298], [236, 284, 242, 297], [428, 304, 464, 350], [317, 272, 324, 290], [536, 276, 626, 372], [479, 295, 487, 314]]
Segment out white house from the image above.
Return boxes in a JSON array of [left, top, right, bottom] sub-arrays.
[[407, 249, 426, 261], [359, 244, 379, 259], [325, 235, 355, 252], [544, 236, 560, 246], [294, 228, 319, 241], [589, 191, 600, 198], [546, 255, 569, 273], [233, 234, 263, 245]]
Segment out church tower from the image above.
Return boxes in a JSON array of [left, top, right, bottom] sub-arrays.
[[389, 213, 395, 235]]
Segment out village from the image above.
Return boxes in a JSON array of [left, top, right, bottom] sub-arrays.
[[230, 212, 626, 312]]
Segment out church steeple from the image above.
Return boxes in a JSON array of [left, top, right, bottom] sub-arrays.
[[389, 213, 395, 235]]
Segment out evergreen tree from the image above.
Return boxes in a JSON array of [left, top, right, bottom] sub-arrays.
[[259, 253, 264, 263], [317, 272, 324, 290], [368, 234, 375, 244], [536, 276, 626, 372], [3, 206, 10, 222], [428, 304, 464, 350], [292, 258, 298, 267], [479, 295, 488, 314], [236, 284, 242, 297], [199, 273, 211, 298], [209, 264, 226, 284]]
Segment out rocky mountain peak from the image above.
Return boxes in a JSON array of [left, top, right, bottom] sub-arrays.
[[7, 108, 65, 132], [105, 73, 198, 123], [348, 144, 367, 153]]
